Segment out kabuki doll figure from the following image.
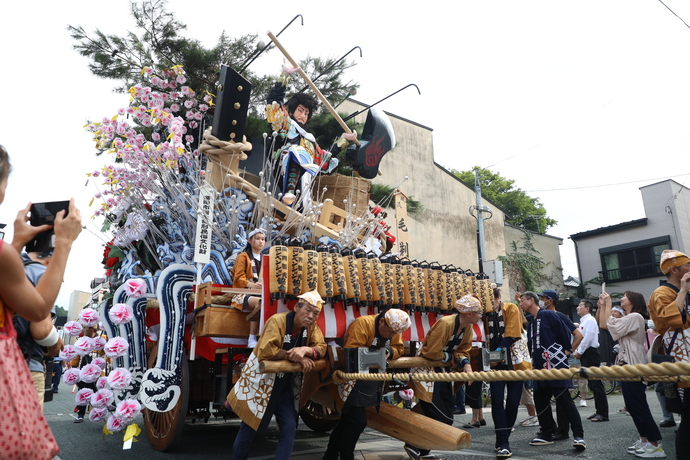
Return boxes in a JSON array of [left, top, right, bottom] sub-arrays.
[[266, 59, 357, 208]]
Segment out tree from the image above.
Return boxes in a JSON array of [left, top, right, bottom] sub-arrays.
[[68, 0, 358, 125], [451, 167, 557, 233]]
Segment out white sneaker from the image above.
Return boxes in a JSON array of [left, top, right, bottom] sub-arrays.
[[635, 442, 666, 458], [579, 400, 587, 407], [628, 439, 644, 454], [519, 416, 539, 427]]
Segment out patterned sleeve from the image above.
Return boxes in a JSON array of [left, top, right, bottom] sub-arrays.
[[649, 287, 685, 334]]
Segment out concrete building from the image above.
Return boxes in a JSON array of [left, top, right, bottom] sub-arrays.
[[571, 179, 690, 300], [340, 99, 566, 297]]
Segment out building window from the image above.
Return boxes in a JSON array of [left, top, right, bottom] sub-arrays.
[[600, 237, 670, 282]]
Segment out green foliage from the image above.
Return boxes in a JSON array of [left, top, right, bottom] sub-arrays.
[[54, 306, 68, 318], [498, 233, 549, 292], [451, 166, 556, 233], [68, 0, 358, 118], [369, 183, 423, 217]]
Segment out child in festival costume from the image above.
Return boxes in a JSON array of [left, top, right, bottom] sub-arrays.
[[0, 144, 82, 459], [230, 228, 266, 348]]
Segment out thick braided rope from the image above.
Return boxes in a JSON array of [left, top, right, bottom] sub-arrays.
[[332, 361, 690, 384], [199, 128, 252, 157]]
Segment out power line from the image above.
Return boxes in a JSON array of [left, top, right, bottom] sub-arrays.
[[659, 0, 690, 30], [525, 173, 690, 193]]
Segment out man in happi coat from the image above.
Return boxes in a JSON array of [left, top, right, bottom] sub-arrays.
[[227, 290, 327, 460], [403, 294, 482, 460], [519, 291, 586, 451], [323, 308, 411, 460], [648, 249, 690, 458]]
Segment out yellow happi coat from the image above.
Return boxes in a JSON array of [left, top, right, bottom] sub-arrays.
[[227, 311, 326, 430], [412, 313, 473, 403]]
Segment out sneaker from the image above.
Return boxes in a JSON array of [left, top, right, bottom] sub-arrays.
[[628, 440, 645, 454], [635, 443, 666, 458], [519, 416, 539, 427], [659, 419, 676, 428], [573, 437, 586, 450], [579, 400, 587, 407], [529, 434, 553, 446], [74, 416, 84, 423], [404, 445, 422, 460]]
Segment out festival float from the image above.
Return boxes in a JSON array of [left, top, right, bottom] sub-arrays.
[[76, 26, 494, 452]]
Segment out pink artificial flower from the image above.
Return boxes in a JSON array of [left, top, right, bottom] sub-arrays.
[[59, 345, 78, 362], [91, 388, 115, 409], [79, 308, 100, 327], [115, 399, 141, 422], [118, 108, 126, 116], [93, 336, 107, 351], [92, 357, 107, 369], [80, 363, 103, 383], [152, 132, 161, 141], [63, 368, 81, 385], [169, 103, 180, 112], [74, 336, 95, 355], [89, 407, 109, 423], [176, 75, 186, 84], [104, 337, 130, 359], [64, 321, 83, 337], [109, 303, 134, 325], [106, 415, 128, 432], [398, 389, 414, 401], [96, 376, 109, 390], [75, 388, 94, 406], [124, 278, 147, 299], [107, 367, 132, 390]]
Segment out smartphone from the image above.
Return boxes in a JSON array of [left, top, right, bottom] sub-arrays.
[[25, 201, 70, 253], [601, 282, 606, 294]]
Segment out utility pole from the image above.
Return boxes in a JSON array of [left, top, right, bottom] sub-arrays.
[[470, 168, 492, 273]]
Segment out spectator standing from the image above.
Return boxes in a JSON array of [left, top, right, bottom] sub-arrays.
[[574, 299, 609, 422]]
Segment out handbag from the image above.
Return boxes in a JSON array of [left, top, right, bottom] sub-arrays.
[[648, 333, 685, 414], [0, 307, 59, 460]]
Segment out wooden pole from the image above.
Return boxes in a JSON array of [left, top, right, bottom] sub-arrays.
[[267, 31, 360, 145], [366, 402, 471, 450]]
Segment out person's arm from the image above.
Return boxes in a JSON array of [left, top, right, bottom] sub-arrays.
[[575, 318, 597, 357], [255, 316, 286, 362], [453, 326, 474, 383], [597, 293, 613, 329], [570, 328, 583, 354], [343, 317, 372, 349], [232, 253, 251, 289], [0, 200, 81, 322], [677, 272, 690, 315], [389, 334, 404, 359], [650, 287, 686, 332]]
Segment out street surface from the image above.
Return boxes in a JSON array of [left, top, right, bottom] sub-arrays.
[[45, 386, 677, 459]]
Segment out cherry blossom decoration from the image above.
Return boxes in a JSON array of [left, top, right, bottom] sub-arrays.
[[124, 278, 147, 299], [104, 337, 130, 359], [109, 303, 134, 325], [79, 308, 100, 327], [89, 407, 109, 423], [107, 367, 132, 391], [63, 368, 81, 385], [63, 321, 83, 337], [75, 388, 94, 406]]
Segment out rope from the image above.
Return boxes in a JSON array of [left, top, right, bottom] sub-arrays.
[[199, 128, 252, 158], [332, 361, 690, 384]]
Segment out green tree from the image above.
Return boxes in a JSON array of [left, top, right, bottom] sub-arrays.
[[451, 167, 556, 233], [54, 305, 68, 318], [68, 0, 358, 122]]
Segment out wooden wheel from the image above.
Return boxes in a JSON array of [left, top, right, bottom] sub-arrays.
[[299, 400, 341, 433], [143, 344, 190, 451]]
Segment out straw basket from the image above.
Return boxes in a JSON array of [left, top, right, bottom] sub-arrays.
[[312, 174, 370, 212]]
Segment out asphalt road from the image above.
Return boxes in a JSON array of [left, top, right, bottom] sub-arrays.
[[46, 385, 679, 459]]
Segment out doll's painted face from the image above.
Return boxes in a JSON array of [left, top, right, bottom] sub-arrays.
[[292, 104, 310, 124]]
